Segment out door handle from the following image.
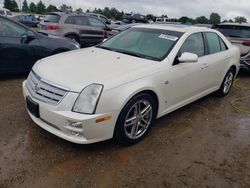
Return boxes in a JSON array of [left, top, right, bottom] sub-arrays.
[[201, 64, 209, 70]]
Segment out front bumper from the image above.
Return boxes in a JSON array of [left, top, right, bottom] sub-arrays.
[[23, 81, 118, 144]]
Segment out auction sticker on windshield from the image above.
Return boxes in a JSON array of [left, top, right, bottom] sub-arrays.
[[158, 34, 178, 41]]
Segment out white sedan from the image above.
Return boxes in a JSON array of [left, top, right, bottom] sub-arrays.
[[23, 24, 240, 145]]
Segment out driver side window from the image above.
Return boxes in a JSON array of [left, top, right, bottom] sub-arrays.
[[0, 17, 27, 38], [179, 33, 205, 57]]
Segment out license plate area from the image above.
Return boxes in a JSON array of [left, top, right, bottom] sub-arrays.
[[26, 96, 40, 118]]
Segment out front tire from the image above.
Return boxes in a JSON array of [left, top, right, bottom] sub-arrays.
[[216, 68, 235, 97], [114, 93, 157, 145]]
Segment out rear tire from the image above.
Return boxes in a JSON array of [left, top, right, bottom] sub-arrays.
[[216, 68, 235, 97], [114, 93, 157, 145], [65, 34, 80, 45]]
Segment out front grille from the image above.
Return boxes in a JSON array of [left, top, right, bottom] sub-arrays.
[[26, 71, 69, 105]]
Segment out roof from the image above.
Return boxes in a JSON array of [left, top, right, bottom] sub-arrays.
[[134, 24, 213, 33], [217, 22, 250, 27]]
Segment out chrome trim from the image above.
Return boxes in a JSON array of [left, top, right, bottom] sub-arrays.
[[26, 71, 69, 105]]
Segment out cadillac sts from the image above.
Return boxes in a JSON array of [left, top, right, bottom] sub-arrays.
[[23, 25, 240, 145]]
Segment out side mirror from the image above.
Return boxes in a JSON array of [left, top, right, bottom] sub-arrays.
[[105, 26, 112, 31], [21, 30, 36, 44], [106, 21, 111, 25], [27, 30, 35, 39], [178, 52, 198, 63]]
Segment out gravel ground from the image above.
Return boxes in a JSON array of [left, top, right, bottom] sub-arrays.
[[0, 71, 249, 188]]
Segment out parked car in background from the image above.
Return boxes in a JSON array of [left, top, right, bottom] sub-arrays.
[[39, 12, 112, 47], [110, 23, 142, 35], [0, 15, 79, 75], [152, 21, 182, 25], [215, 23, 250, 71], [123, 13, 148, 23], [0, 8, 13, 17], [195, 24, 213, 28], [23, 25, 240, 145], [87, 13, 110, 24], [13, 14, 39, 27], [155, 17, 169, 22], [87, 13, 120, 29]]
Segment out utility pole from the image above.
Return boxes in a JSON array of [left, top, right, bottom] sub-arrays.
[[74, 0, 76, 11]]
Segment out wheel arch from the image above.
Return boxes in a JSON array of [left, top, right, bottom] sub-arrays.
[[64, 33, 81, 42], [50, 48, 70, 55], [117, 87, 160, 119]]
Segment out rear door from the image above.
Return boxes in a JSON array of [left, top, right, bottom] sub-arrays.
[[0, 17, 41, 74], [64, 15, 94, 46], [203, 32, 231, 87], [87, 17, 106, 44]]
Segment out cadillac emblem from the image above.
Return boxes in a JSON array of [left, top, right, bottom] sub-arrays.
[[34, 83, 40, 92]]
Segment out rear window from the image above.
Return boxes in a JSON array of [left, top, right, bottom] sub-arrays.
[[217, 25, 250, 38], [44, 14, 60, 23]]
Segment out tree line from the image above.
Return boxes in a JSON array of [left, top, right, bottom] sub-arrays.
[[3, 0, 248, 24]]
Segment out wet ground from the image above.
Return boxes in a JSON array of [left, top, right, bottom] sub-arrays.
[[0, 71, 249, 188]]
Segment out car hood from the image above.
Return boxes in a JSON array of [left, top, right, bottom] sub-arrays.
[[33, 47, 156, 92]]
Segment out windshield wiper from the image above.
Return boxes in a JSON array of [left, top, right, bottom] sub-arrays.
[[97, 46, 116, 52], [97, 46, 160, 61], [114, 49, 160, 61]]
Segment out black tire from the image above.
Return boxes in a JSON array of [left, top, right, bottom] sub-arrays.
[[114, 93, 157, 145], [65, 34, 80, 44], [216, 68, 235, 97]]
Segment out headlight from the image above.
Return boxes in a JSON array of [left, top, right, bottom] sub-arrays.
[[72, 84, 103, 114]]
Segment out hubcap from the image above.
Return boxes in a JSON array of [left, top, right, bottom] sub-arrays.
[[223, 72, 234, 94], [124, 100, 153, 140]]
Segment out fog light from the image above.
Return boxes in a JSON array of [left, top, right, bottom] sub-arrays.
[[68, 121, 83, 128], [70, 131, 85, 138], [66, 121, 85, 138]]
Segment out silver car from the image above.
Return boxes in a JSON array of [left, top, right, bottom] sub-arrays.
[[215, 23, 250, 71], [39, 12, 111, 47]]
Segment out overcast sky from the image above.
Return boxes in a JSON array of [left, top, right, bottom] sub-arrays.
[[1, 0, 250, 21]]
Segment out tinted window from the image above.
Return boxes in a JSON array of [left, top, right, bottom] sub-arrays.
[[65, 16, 75, 24], [99, 28, 183, 61], [179, 33, 204, 57], [217, 25, 250, 38], [65, 16, 88, 25], [88, 17, 105, 28], [100, 16, 108, 23], [205, 32, 221, 54], [219, 37, 227, 51], [0, 17, 27, 37], [0, 10, 5, 15], [44, 14, 60, 23]]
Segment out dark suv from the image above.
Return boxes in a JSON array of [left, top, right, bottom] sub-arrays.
[[215, 23, 250, 71], [123, 13, 148, 23], [39, 12, 111, 47]]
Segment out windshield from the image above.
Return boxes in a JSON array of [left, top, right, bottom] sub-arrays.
[[98, 28, 183, 61]]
